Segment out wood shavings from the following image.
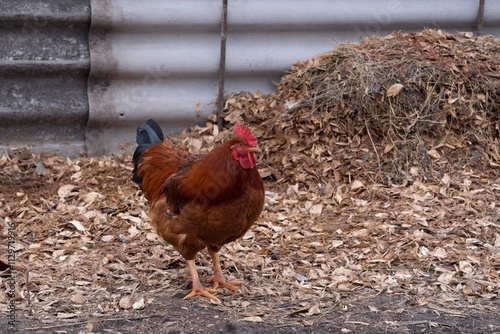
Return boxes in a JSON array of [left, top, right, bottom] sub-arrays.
[[68, 220, 86, 232], [386, 83, 404, 97]]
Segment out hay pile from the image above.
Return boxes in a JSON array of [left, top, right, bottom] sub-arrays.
[[221, 29, 500, 187]]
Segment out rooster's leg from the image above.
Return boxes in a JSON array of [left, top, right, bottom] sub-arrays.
[[208, 250, 244, 291], [184, 259, 219, 301]]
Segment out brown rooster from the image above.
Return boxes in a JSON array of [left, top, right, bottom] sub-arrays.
[[132, 119, 265, 300]]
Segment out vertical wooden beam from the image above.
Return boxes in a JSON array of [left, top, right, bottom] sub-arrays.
[[216, 0, 228, 130], [476, 0, 485, 34]]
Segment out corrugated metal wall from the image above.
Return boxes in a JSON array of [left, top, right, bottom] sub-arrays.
[[0, 0, 91, 155], [86, 1, 221, 155], [2, 0, 499, 155]]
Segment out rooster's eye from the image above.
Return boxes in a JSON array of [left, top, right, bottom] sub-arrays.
[[237, 143, 244, 147]]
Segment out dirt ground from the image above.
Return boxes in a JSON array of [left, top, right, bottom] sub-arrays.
[[4, 296, 500, 333]]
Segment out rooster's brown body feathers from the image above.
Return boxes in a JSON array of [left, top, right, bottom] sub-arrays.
[[132, 119, 264, 300]]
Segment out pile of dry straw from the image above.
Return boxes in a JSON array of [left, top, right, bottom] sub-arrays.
[[219, 29, 500, 187]]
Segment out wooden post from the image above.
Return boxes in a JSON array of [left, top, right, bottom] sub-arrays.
[[476, 0, 484, 34], [216, 0, 228, 131]]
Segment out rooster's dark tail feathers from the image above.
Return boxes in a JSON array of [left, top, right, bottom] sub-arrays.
[[132, 119, 164, 185], [136, 119, 164, 145]]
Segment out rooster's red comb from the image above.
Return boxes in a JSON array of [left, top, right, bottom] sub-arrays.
[[234, 123, 258, 146]]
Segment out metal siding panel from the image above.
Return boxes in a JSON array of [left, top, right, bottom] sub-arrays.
[[228, 0, 475, 28], [87, 0, 500, 155], [111, 33, 220, 77], [484, 1, 500, 28], [0, 0, 91, 155], [90, 0, 220, 32], [87, 1, 223, 155]]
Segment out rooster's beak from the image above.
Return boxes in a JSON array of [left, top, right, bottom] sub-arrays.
[[248, 147, 262, 153]]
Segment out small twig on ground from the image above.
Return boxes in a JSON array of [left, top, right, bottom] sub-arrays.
[[26, 260, 32, 316], [365, 119, 382, 181]]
